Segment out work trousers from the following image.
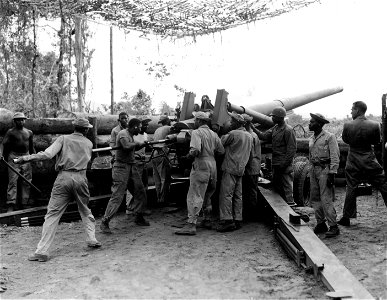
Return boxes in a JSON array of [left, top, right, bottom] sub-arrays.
[[7, 152, 32, 206], [186, 160, 217, 224], [343, 153, 387, 218], [272, 165, 294, 204], [35, 171, 98, 256], [219, 171, 243, 221], [127, 161, 148, 209], [310, 165, 337, 227], [242, 174, 263, 219], [103, 162, 146, 222], [152, 156, 171, 203]]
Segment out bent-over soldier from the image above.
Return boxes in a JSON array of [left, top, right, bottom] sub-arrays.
[[308, 113, 340, 237]]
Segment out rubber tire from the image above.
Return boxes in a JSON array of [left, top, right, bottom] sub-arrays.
[[293, 160, 311, 207]]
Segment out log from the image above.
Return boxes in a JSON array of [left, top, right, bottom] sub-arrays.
[[0, 114, 162, 135]]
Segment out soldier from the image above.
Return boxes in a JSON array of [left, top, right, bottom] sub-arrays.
[[175, 111, 224, 235], [126, 116, 151, 215], [100, 118, 149, 234], [217, 112, 253, 232], [241, 114, 262, 220], [110, 112, 129, 163], [308, 113, 340, 237], [152, 115, 172, 206], [338, 101, 387, 226], [253, 107, 297, 206], [14, 118, 101, 262], [0, 112, 35, 211]]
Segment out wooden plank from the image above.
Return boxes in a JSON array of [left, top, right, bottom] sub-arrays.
[[260, 188, 374, 299], [0, 194, 112, 226]]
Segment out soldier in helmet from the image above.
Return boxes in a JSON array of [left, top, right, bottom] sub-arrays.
[[253, 107, 297, 206], [308, 113, 340, 237], [0, 112, 35, 212]]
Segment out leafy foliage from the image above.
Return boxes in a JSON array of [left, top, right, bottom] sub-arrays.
[[100, 89, 153, 115]]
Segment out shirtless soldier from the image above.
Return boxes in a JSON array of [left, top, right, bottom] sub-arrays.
[[0, 112, 35, 211]]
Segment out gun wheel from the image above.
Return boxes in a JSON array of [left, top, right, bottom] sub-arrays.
[[293, 160, 311, 207]]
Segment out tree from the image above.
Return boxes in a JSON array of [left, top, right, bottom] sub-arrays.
[[159, 101, 174, 115], [131, 89, 152, 115]]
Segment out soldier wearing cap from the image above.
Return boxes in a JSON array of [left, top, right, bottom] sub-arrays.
[[338, 101, 387, 227], [126, 115, 152, 215], [152, 114, 172, 205], [217, 112, 253, 232], [0, 112, 35, 212], [253, 106, 297, 206], [175, 111, 224, 235], [241, 113, 262, 220], [308, 113, 340, 237], [14, 118, 101, 262]]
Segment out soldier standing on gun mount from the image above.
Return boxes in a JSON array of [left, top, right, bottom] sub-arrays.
[[100, 118, 150, 234], [0, 112, 35, 212], [241, 114, 262, 220], [338, 101, 387, 227], [217, 112, 253, 232], [152, 115, 172, 206], [308, 113, 340, 238], [14, 118, 101, 262], [126, 116, 152, 215], [175, 111, 224, 235], [253, 107, 297, 207]]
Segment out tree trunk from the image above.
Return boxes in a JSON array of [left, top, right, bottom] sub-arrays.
[[110, 26, 114, 114], [74, 17, 85, 112], [56, 0, 66, 115], [31, 9, 37, 118]]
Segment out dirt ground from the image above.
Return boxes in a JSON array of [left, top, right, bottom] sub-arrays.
[[0, 185, 386, 299]]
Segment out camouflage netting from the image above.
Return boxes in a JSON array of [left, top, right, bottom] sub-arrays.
[[2, 0, 319, 37]]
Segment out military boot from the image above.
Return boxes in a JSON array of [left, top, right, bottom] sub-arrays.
[[100, 219, 112, 234], [313, 222, 328, 234], [216, 220, 236, 232], [175, 223, 196, 235], [325, 225, 340, 238]]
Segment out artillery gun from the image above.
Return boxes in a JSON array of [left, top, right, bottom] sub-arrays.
[[170, 86, 344, 205]]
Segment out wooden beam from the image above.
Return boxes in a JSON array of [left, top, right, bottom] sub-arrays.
[[260, 188, 374, 299]]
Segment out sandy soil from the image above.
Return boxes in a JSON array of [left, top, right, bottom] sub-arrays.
[[0, 186, 386, 299]]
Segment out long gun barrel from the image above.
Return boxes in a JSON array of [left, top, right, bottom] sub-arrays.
[[228, 86, 343, 126]]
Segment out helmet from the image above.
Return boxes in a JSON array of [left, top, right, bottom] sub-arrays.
[[269, 107, 286, 118]]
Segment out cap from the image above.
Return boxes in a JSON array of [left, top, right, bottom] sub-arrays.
[[241, 113, 253, 123], [158, 115, 170, 124], [137, 115, 152, 123], [192, 111, 211, 121], [310, 113, 329, 124], [269, 107, 286, 118], [73, 118, 93, 128], [228, 112, 246, 124], [13, 112, 27, 119]]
